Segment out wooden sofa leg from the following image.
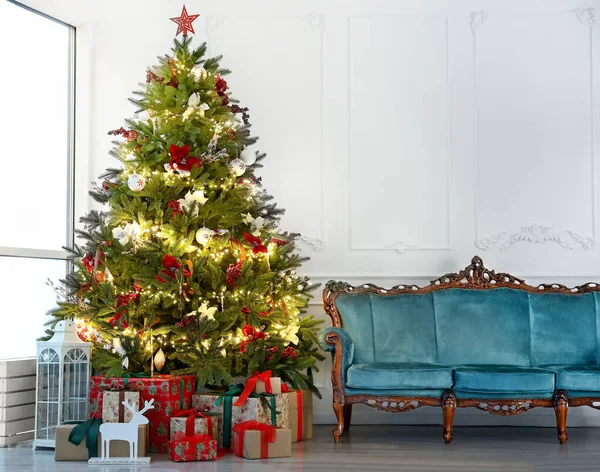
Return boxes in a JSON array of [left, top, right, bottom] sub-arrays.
[[344, 404, 353, 431], [553, 390, 569, 444], [333, 403, 345, 443], [442, 390, 456, 444]]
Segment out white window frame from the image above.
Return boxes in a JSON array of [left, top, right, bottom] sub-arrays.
[[0, 1, 76, 263]]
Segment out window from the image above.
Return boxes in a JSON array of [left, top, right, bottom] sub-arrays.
[[0, 1, 75, 358]]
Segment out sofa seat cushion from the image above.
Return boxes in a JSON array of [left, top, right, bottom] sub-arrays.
[[544, 365, 600, 392], [453, 365, 555, 393], [346, 363, 453, 390]]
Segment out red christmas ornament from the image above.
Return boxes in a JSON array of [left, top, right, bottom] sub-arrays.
[[241, 306, 251, 315], [170, 5, 200, 37]]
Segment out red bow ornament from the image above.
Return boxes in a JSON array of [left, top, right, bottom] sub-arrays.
[[156, 254, 191, 282], [244, 232, 268, 255], [239, 324, 265, 353], [167, 144, 201, 173]]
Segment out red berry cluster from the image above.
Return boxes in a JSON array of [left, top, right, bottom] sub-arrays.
[[230, 104, 250, 125], [226, 260, 243, 286], [168, 199, 183, 217], [281, 346, 298, 359], [271, 238, 289, 247], [267, 346, 279, 361], [215, 75, 229, 105], [176, 315, 197, 329], [108, 127, 139, 141]]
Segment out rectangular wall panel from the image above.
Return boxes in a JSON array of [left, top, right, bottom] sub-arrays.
[[209, 16, 324, 249], [349, 15, 450, 251], [474, 12, 595, 250]]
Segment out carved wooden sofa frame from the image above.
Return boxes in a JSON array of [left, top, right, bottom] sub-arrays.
[[322, 256, 600, 444]]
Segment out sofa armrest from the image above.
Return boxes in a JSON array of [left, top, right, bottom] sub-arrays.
[[321, 327, 354, 369]]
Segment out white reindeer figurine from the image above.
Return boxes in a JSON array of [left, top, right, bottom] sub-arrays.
[[92, 398, 154, 464]]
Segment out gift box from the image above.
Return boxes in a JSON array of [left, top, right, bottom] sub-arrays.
[[102, 390, 141, 423], [55, 423, 94, 461], [286, 389, 313, 442], [169, 410, 220, 442], [192, 387, 288, 449], [250, 371, 282, 395], [232, 421, 291, 460], [55, 421, 149, 461], [90, 375, 195, 454], [169, 432, 217, 462]]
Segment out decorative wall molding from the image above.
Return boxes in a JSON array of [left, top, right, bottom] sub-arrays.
[[300, 235, 325, 252], [383, 240, 417, 255], [348, 14, 452, 253], [470, 11, 488, 33], [575, 8, 596, 28], [472, 10, 597, 251], [475, 224, 596, 251], [309, 14, 325, 31], [207, 14, 327, 250]]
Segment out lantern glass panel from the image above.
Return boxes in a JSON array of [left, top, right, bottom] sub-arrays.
[[36, 348, 60, 441], [62, 348, 89, 422]]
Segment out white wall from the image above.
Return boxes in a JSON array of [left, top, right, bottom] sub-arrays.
[[22, 0, 600, 427]]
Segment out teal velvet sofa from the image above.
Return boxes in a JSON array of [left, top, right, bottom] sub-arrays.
[[321, 256, 600, 444]]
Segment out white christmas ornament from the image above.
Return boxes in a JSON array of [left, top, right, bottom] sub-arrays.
[[196, 227, 214, 246], [188, 92, 200, 107], [127, 174, 146, 192], [190, 66, 207, 82], [228, 158, 246, 176], [240, 149, 257, 166], [135, 110, 150, 121]]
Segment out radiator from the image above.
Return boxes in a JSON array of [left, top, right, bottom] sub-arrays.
[[0, 358, 36, 446]]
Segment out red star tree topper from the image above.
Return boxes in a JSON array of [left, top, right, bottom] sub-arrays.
[[170, 5, 200, 37]]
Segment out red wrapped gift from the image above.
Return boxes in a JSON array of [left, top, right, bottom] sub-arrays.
[[232, 420, 291, 459], [90, 375, 195, 453], [169, 409, 219, 440], [168, 411, 217, 462], [282, 385, 313, 442]]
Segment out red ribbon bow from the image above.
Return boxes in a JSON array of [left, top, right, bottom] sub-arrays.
[[233, 371, 272, 407], [232, 420, 277, 459], [280, 384, 304, 440], [172, 409, 214, 439]]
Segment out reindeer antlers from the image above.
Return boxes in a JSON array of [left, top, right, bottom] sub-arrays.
[[139, 398, 155, 415], [121, 398, 155, 415]]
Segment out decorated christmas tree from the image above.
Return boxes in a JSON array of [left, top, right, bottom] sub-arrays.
[[45, 9, 323, 393]]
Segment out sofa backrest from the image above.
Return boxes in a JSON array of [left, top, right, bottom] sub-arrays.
[[325, 257, 600, 367]]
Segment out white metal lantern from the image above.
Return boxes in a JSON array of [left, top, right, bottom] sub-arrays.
[[34, 320, 91, 448]]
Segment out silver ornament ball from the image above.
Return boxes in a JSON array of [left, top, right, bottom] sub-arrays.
[[228, 158, 247, 176], [196, 227, 213, 246], [240, 149, 257, 166], [127, 173, 146, 192]]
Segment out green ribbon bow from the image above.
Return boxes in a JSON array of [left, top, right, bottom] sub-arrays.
[[65, 418, 102, 459]]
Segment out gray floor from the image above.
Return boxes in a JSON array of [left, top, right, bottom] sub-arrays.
[[3, 425, 600, 471]]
